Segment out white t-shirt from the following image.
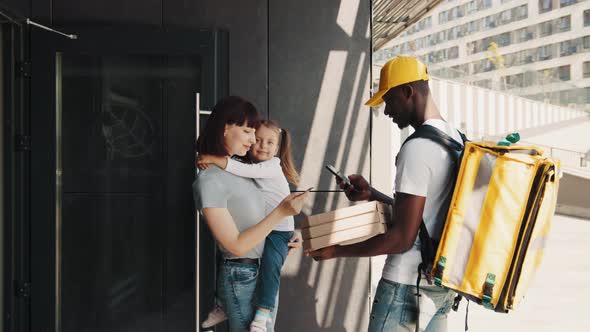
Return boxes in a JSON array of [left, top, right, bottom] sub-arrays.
[[225, 157, 294, 232], [382, 119, 464, 285]]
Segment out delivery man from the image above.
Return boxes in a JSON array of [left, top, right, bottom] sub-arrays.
[[306, 56, 463, 332]]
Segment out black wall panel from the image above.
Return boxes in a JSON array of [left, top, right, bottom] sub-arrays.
[[1, 0, 30, 17], [19, 0, 267, 114], [52, 0, 162, 26], [163, 0, 268, 115]]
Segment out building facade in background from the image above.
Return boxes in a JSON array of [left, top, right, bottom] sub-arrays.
[[374, 0, 590, 110]]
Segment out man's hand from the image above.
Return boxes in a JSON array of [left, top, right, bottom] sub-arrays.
[[287, 231, 302, 255], [336, 174, 372, 202], [305, 245, 338, 261]]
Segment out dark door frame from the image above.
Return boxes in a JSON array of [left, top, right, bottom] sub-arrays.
[[27, 26, 227, 332], [2, 13, 30, 332]]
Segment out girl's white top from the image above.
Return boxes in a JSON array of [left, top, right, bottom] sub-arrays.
[[225, 157, 294, 231]]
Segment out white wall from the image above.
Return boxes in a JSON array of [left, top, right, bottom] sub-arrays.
[[429, 76, 587, 138]]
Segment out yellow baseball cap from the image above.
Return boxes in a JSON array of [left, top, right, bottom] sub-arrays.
[[365, 56, 430, 107]]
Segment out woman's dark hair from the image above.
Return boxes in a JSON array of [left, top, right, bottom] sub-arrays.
[[196, 96, 261, 156]]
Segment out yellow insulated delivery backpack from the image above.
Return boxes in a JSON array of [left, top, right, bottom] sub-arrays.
[[405, 125, 560, 330]]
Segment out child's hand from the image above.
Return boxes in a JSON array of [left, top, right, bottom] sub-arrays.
[[196, 154, 211, 170], [287, 231, 302, 255], [197, 161, 209, 170], [198, 154, 215, 164], [196, 154, 228, 170]]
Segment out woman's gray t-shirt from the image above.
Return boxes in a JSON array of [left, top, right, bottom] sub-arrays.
[[193, 165, 266, 259]]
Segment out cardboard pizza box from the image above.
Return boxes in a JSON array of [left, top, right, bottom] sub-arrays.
[[302, 222, 387, 251], [301, 210, 384, 239], [301, 201, 391, 228]]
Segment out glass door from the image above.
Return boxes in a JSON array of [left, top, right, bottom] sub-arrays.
[[30, 27, 226, 332]]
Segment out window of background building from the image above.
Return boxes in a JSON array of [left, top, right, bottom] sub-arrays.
[[498, 32, 512, 47], [449, 46, 459, 59], [558, 65, 571, 80], [539, 0, 553, 13], [540, 21, 553, 37], [517, 27, 535, 42], [474, 79, 492, 89], [506, 73, 524, 87], [560, 0, 577, 7], [515, 4, 528, 19], [560, 40, 576, 56], [468, 20, 480, 33], [504, 53, 516, 66], [538, 45, 554, 60], [584, 36, 590, 49], [500, 9, 512, 24], [584, 61, 590, 78], [557, 16, 571, 32], [484, 15, 496, 29], [439, 12, 448, 24], [524, 71, 535, 87], [585, 10, 590, 26]]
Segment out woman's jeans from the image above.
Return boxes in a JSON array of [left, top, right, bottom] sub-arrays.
[[254, 230, 293, 311], [368, 278, 455, 332], [217, 260, 276, 331]]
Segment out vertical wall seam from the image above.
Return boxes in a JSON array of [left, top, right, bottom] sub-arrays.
[[266, 0, 270, 120]]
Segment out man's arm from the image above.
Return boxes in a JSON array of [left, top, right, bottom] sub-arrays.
[[369, 187, 395, 206], [307, 192, 425, 259]]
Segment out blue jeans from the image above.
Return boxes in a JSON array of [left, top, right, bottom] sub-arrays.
[[217, 261, 276, 332], [368, 278, 455, 332], [254, 230, 293, 311]]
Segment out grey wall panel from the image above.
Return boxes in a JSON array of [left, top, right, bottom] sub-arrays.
[[164, 0, 268, 115], [270, 1, 372, 331]]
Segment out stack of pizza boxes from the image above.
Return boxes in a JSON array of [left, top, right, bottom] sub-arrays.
[[302, 201, 391, 251]]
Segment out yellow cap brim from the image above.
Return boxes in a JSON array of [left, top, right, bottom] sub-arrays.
[[364, 88, 388, 107]]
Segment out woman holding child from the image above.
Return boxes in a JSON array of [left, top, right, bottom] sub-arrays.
[[193, 96, 308, 332]]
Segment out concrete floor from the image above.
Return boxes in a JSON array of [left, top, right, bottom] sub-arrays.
[[447, 214, 590, 331]]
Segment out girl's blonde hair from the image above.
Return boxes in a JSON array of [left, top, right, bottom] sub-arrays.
[[258, 120, 299, 186]]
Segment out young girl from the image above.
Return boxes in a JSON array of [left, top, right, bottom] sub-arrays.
[[199, 120, 300, 332]]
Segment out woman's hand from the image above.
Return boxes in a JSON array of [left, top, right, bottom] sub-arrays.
[[287, 231, 302, 255], [277, 191, 310, 217]]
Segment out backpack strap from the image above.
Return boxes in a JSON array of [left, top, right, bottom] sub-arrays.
[[403, 124, 466, 159], [402, 124, 466, 259], [404, 124, 468, 332]]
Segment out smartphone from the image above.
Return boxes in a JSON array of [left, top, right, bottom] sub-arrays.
[[325, 165, 351, 186]]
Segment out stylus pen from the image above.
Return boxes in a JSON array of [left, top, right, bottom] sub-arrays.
[[290, 190, 344, 193]]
